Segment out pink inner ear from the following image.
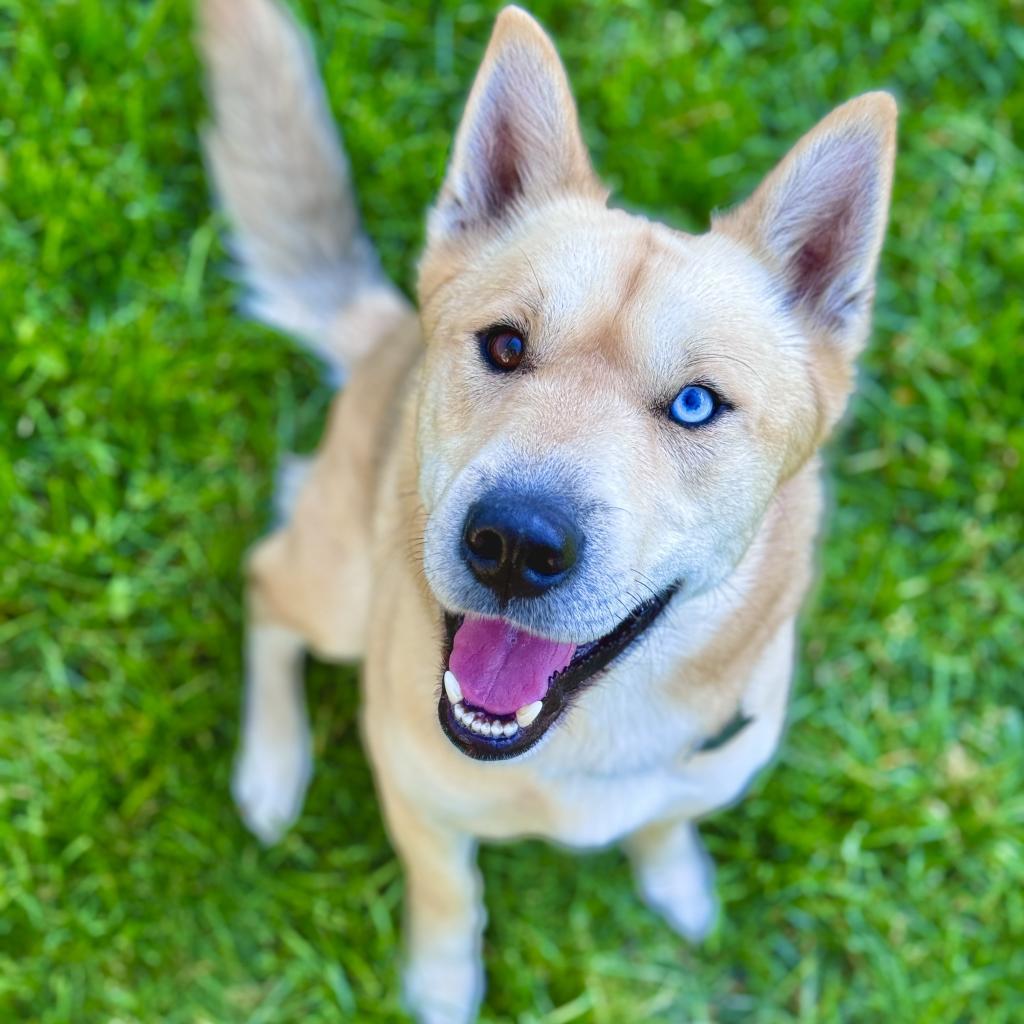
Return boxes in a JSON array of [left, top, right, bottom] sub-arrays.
[[433, 11, 602, 241], [471, 94, 525, 219], [790, 205, 856, 306], [772, 135, 881, 325], [449, 616, 576, 716]]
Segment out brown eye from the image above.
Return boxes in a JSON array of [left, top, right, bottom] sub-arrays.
[[481, 329, 525, 372]]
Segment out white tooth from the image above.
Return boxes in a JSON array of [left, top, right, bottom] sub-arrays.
[[516, 701, 543, 728], [454, 704, 466, 723], [443, 670, 462, 705], [490, 722, 504, 738], [503, 722, 518, 738], [472, 719, 487, 735]]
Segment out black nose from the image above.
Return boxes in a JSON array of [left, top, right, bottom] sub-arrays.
[[462, 492, 580, 600]]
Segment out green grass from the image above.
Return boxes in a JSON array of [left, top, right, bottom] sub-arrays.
[[2, 0, 1022, 1021]]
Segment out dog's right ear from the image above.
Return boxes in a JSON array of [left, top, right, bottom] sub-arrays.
[[428, 6, 604, 242]]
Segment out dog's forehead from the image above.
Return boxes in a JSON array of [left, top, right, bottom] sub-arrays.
[[501, 206, 786, 360]]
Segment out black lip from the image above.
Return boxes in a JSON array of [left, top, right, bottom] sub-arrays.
[[437, 582, 680, 761]]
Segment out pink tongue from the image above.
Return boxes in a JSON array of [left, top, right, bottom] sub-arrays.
[[449, 617, 576, 716]]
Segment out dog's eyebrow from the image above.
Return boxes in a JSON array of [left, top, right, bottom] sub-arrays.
[[684, 351, 768, 388], [419, 271, 543, 323], [516, 247, 546, 309], [510, 286, 543, 319]]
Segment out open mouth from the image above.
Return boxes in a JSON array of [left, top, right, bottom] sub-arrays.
[[437, 583, 679, 761]]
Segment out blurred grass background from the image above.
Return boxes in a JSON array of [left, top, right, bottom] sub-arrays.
[[2, 0, 1023, 1021]]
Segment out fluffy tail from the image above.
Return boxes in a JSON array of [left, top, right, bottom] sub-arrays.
[[197, 0, 409, 379]]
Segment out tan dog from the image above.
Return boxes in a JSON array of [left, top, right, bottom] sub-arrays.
[[200, 2, 896, 1020]]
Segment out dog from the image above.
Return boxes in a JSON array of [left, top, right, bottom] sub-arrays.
[[199, 2, 897, 1020]]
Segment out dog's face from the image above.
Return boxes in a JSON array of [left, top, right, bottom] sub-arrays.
[[414, 7, 896, 761]]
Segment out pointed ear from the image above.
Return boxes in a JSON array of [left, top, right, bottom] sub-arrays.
[[429, 6, 604, 241], [715, 93, 897, 353]]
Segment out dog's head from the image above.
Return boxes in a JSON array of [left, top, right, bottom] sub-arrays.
[[414, 6, 896, 760]]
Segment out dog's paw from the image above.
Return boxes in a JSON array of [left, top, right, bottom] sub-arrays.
[[632, 834, 718, 943], [232, 734, 311, 846], [403, 951, 483, 1024]]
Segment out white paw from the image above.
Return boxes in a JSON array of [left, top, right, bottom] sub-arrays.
[[404, 951, 483, 1024], [232, 732, 311, 846], [634, 843, 718, 943]]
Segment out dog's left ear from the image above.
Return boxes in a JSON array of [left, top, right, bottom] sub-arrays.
[[429, 6, 604, 242], [715, 93, 898, 355]]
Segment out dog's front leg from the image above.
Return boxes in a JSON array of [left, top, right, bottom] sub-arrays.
[[383, 792, 485, 1024], [625, 816, 718, 943], [232, 581, 312, 846]]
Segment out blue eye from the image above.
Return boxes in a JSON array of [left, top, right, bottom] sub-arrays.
[[669, 385, 719, 426]]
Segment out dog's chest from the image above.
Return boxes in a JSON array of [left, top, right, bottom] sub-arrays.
[[524, 764, 697, 847], [512, 690, 753, 845], [399, 678, 766, 849], [451, 694, 780, 849]]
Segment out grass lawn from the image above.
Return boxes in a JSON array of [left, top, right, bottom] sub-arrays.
[[2, 0, 1023, 1020]]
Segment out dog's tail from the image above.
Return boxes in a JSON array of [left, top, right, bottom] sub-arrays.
[[197, 0, 410, 380]]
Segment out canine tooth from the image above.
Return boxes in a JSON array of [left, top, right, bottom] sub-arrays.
[[503, 722, 518, 738], [515, 701, 543, 728], [443, 670, 462, 705]]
